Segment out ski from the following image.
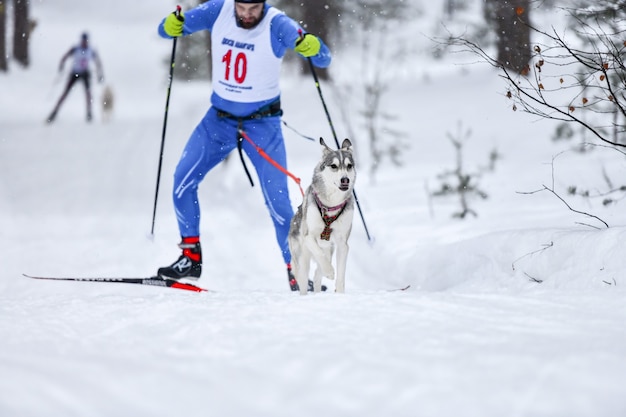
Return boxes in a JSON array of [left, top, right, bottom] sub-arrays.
[[22, 274, 208, 293]]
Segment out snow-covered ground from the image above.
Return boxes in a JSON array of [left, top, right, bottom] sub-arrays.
[[1, 1, 625, 416]]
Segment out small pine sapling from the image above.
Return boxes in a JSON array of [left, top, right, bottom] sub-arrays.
[[431, 122, 499, 218]]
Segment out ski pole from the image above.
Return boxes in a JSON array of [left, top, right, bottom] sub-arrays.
[[299, 31, 373, 241], [150, 5, 182, 237]]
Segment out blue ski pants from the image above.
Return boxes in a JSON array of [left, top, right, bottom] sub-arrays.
[[172, 106, 293, 264]]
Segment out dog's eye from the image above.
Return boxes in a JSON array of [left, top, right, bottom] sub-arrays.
[[330, 164, 338, 170], [346, 163, 353, 170]]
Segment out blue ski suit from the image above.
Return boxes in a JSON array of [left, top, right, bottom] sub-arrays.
[[158, 0, 331, 265]]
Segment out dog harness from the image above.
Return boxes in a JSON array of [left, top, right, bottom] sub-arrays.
[[313, 191, 348, 241]]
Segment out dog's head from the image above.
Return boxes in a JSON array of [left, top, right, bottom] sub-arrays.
[[317, 137, 356, 192]]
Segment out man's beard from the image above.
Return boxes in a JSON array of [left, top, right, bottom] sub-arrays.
[[236, 13, 262, 29]]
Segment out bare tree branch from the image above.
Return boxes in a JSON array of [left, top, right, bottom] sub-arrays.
[[446, 12, 626, 148]]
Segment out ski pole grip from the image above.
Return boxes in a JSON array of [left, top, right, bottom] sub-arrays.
[[175, 5, 182, 20]]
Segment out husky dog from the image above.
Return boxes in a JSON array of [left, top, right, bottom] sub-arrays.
[[288, 137, 356, 294], [101, 85, 114, 122]]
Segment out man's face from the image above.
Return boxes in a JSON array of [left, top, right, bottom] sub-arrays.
[[235, 2, 264, 29]]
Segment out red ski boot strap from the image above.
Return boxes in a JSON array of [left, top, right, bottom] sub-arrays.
[[179, 237, 201, 262], [180, 236, 200, 246]]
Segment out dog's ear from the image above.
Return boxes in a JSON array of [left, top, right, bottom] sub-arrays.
[[320, 137, 332, 152], [341, 138, 352, 150]]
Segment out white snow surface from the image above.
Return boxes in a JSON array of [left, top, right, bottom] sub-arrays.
[[1, 1, 626, 416]]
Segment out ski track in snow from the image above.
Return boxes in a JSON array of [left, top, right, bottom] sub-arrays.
[[2, 289, 625, 417]]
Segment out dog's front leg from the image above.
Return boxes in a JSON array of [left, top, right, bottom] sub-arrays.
[[305, 238, 335, 282], [295, 251, 311, 296], [312, 265, 324, 293], [334, 240, 349, 293]]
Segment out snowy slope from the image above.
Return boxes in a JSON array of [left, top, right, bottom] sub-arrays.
[[1, 1, 626, 416]]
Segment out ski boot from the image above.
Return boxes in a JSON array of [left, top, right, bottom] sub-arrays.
[[287, 265, 299, 291], [287, 264, 327, 292], [158, 237, 202, 281]]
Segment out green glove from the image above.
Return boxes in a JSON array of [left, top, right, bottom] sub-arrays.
[[163, 10, 185, 37], [295, 33, 321, 58]]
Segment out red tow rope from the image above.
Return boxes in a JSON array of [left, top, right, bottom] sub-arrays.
[[237, 128, 305, 197]]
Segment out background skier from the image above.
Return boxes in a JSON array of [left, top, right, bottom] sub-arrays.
[[47, 32, 104, 123]]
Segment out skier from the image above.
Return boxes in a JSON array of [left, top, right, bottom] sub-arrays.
[[47, 32, 104, 123], [155, 0, 331, 291]]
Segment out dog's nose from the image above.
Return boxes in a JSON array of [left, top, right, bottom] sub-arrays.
[[339, 177, 350, 191]]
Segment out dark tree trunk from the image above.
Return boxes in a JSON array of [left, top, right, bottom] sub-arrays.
[[485, 0, 531, 74], [13, 0, 29, 67], [0, 0, 6, 71]]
